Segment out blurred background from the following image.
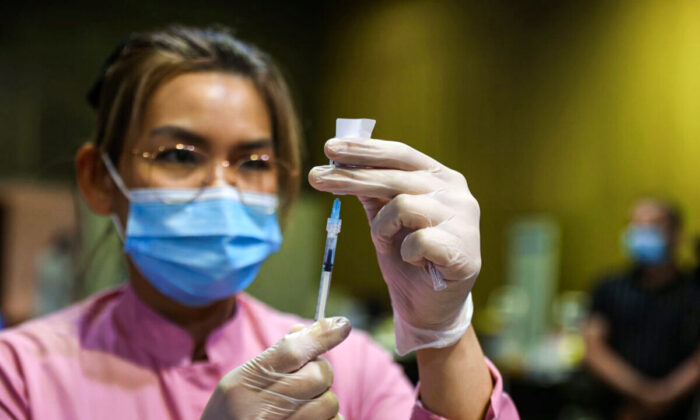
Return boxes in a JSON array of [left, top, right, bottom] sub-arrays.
[[1, 0, 699, 418]]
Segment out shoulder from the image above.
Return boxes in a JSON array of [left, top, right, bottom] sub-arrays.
[[589, 270, 635, 317], [0, 287, 123, 417], [591, 270, 636, 301], [678, 271, 700, 291], [676, 273, 700, 306], [0, 302, 80, 356], [0, 287, 123, 367], [593, 270, 634, 292]]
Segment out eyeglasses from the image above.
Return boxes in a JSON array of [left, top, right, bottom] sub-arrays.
[[129, 143, 292, 206]]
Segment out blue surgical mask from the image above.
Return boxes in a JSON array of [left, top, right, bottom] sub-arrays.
[[102, 154, 282, 306], [623, 225, 668, 265]]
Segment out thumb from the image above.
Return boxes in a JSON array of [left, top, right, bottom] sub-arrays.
[[288, 323, 306, 334], [257, 317, 352, 375]]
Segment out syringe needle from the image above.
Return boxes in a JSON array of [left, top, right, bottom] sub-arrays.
[[314, 199, 341, 321]]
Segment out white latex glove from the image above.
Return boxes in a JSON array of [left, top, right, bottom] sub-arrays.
[[201, 317, 350, 420], [309, 138, 480, 355]]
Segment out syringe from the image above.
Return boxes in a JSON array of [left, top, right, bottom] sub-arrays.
[[314, 198, 342, 321]]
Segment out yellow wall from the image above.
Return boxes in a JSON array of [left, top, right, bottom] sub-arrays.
[[310, 0, 700, 308]]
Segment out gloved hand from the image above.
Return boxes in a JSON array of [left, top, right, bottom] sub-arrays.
[[309, 138, 480, 355], [201, 317, 351, 419]]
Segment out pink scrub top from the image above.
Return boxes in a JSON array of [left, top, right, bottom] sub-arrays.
[[0, 285, 518, 419]]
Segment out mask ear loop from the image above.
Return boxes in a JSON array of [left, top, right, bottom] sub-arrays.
[[110, 214, 126, 242], [100, 152, 132, 242], [101, 153, 132, 200]]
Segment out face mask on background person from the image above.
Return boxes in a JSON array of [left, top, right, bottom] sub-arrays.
[[623, 225, 668, 265], [101, 153, 283, 307]]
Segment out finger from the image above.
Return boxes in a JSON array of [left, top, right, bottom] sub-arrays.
[[287, 390, 340, 420], [243, 359, 333, 418], [255, 396, 301, 420], [254, 317, 351, 377], [288, 324, 306, 334], [263, 358, 333, 400], [324, 138, 443, 172], [308, 166, 436, 199], [400, 227, 481, 281], [370, 194, 452, 254]]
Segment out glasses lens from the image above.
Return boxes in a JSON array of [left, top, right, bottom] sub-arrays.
[[142, 144, 211, 204], [235, 155, 284, 214]]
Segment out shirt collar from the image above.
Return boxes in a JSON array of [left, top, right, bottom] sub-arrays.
[[112, 283, 245, 367]]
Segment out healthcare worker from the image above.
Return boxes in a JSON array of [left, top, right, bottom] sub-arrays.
[[0, 26, 518, 419]]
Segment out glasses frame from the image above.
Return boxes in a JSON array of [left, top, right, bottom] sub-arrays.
[[126, 143, 296, 206]]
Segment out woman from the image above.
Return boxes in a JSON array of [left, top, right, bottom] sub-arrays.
[[0, 26, 518, 419]]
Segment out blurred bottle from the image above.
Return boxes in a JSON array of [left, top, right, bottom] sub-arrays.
[[34, 232, 76, 316]]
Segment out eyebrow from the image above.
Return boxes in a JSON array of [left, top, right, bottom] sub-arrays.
[[149, 125, 274, 151], [150, 126, 207, 147], [236, 139, 274, 152]]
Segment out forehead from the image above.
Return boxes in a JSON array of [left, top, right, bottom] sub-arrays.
[[138, 72, 272, 147], [631, 201, 669, 226]]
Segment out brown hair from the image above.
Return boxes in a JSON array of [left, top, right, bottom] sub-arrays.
[[87, 25, 301, 216]]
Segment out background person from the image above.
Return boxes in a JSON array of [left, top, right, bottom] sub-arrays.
[[584, 198, 700, 419]]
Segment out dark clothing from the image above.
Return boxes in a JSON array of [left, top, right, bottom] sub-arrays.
[[592, 268, 700, 378], [589, 268, 700, 419]]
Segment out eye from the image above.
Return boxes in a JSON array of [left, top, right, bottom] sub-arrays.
[[239, 154, 273, 171], [152, 145, 206, 166]]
